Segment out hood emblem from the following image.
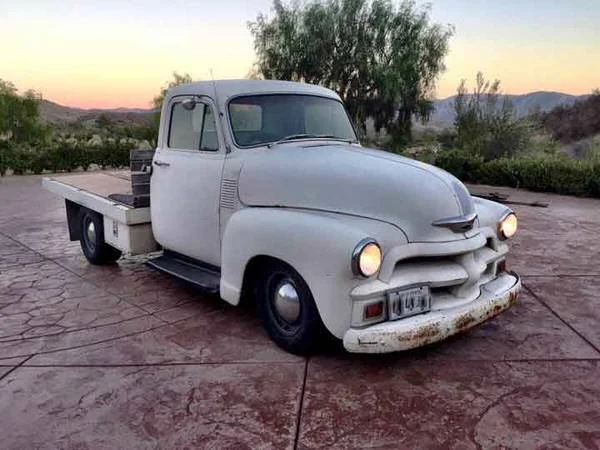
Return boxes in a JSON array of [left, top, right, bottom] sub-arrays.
[[432, 213, 478, 233]]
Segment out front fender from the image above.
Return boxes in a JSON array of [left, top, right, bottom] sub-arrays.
[[472, 196, 513, 229], [220, 207, 403, 338]]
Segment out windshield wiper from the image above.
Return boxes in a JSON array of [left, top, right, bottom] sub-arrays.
[[267, 134, 357, 148]]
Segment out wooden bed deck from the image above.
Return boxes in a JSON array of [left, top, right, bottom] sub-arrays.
[[52, 171, 133, 199]]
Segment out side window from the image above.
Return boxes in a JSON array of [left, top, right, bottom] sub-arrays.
[[200, 107, 218, 151], [168, 100, 219, 151]]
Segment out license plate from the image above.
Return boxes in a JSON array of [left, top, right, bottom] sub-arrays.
[[388, 286, 431, 320]]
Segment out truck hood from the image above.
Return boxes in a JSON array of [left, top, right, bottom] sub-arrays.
[[237, 143, 476, 243]]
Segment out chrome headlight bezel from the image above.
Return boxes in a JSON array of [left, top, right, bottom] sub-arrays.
[[352, 238, 382, 278], [498, 212, 518, 240]]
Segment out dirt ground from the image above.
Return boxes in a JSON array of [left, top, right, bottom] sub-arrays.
[[1, 175, 599, 449]]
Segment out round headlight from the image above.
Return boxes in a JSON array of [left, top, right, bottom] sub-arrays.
[[352, 239, 382, 278], [498, 213, 518, 240]]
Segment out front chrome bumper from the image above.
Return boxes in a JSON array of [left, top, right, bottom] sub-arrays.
[[343, 272, 521, 353]]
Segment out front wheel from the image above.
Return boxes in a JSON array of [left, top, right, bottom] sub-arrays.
[[79, 209, 122, 265], [258, 261, 325, 355]]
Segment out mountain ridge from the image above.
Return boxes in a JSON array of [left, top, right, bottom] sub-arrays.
[[425, 91, 589, 128], [40, 91, 589, 129], [40, 99, 155, 125]]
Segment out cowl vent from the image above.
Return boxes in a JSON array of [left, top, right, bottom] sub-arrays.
[[220, 178, 238, 209]]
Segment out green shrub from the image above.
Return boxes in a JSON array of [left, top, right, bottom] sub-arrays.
[[49, 141, 83, 172], [0, 138, 136, 175], [434, 149, 484, 182], [434, 149, 600, 197], [524, 131, 561, 157], [10, 145, 34, 174], [0, 141, 13, 176], [582, 136, 600, 163], [454, 73, 544, 161]]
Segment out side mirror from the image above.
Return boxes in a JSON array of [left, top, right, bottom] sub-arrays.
[[182, 98, 197, 111]]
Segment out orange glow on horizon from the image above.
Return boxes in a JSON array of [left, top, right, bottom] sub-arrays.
[[1, 1, 598, 109]]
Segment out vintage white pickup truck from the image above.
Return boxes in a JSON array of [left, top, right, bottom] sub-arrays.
[[44, 80, 520, 354]]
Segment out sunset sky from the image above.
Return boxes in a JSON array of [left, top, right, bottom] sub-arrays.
[[1, 0, 598, 109]]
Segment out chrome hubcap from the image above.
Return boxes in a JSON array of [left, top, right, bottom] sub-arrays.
[[86, 221, 96, 244], [273, 281, 300, 323]]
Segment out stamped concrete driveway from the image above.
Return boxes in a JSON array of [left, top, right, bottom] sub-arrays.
[[1, 174, 600, 449]]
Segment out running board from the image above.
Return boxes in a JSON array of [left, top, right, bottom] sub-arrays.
[[146, 253, 220, 294]]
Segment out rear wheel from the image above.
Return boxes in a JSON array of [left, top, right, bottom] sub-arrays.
[[79, 209, 121, 265], [258, 261, 325, 355]]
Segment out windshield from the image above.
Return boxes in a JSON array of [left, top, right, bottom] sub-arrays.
[[228, 94, 357, 147]]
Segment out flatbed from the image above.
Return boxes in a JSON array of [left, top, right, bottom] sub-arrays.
[[43, 171, 157, 255]]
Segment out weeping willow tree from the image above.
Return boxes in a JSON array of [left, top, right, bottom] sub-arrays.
[[250, 0, 453, 144]]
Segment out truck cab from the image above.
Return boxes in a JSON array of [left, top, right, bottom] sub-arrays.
[[44, 80, 520, 355]]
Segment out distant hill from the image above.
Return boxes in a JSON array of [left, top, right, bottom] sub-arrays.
[[425, 91, 589, 129], [40, 91, 590, 131], [40, 100, 155, 126], [541, 93, 600, 144]]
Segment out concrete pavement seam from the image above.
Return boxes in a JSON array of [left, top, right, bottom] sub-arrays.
[[293, 357, 309, 450], [523, 283, 600, 356], [0, 355, 34, 382]]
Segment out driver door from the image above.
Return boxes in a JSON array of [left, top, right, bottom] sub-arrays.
[[150, 95, 224, 266]]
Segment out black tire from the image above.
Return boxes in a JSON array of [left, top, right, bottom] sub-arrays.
[[79, 209, 122, 265], [258, 260, 325, 355]]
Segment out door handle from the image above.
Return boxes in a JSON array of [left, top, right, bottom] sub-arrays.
[[153, 160, 170, 167]]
